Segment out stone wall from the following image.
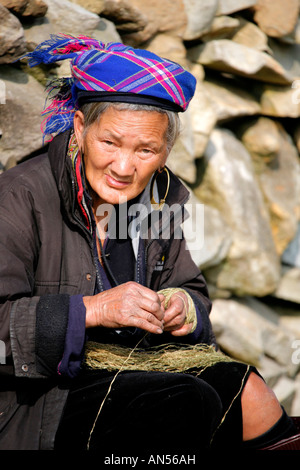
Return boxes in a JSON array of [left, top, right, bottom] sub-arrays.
[[0, 0, 300, 414]]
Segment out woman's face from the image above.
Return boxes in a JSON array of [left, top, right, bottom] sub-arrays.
[[74, 106, 169, 209]]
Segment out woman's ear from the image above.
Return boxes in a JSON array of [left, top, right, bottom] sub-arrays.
[[73, 110, 85, 152]]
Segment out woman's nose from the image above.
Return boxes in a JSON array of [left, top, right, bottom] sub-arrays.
[[111, 152, 135, 177]]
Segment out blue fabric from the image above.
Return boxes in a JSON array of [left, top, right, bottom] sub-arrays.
[[21, 34, 197, 140], [57, 294, 86, 378]]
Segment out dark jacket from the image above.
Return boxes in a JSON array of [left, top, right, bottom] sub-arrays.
[[0, 130, 214, 449]]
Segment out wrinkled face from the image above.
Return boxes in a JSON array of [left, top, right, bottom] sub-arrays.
[[74, 106, 169, 210]]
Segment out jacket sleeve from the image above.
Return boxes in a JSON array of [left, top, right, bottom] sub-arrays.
[[56, 295, 86, 378], [0, 178, 72, 379]]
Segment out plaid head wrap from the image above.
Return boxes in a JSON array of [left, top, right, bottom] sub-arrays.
[[22, 34, 197, 141]]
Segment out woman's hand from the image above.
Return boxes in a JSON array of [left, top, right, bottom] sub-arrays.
[[83, 281, 165, 334], [160, 291, 194, 336]]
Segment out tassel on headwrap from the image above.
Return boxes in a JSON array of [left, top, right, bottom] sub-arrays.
[[21, 33, 197, 142], [24, 33, 105, 66], [23, 34, 108, 141], [40, 77, 74, 141]]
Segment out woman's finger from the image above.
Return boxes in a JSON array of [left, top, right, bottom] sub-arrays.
[[170, 322, 194, 336]]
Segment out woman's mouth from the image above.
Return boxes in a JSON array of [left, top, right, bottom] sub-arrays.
[[105, 174, 131, 189]]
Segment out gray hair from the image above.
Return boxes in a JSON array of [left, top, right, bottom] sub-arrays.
[[79, 101, 181, 155]]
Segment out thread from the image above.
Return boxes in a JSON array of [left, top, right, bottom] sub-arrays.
[[86, 333, 148, 450]]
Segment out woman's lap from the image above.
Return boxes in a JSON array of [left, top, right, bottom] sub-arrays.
[[54, 361, 254, 452]]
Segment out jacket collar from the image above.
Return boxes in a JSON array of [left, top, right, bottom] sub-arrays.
[[48, 130, 74, 214]]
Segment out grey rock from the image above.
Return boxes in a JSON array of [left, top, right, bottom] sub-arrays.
[[188, 39, 294, 85], [0, 4, 26, 64], [182, 0, 218, 41], [194, 129, 280, 297], [0, 66, 45, 165]]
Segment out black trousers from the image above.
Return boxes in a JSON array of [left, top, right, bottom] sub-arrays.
[[55, 362, 253, 452]]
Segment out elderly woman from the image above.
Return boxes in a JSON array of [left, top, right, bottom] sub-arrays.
[[0, 35, 298, 452]]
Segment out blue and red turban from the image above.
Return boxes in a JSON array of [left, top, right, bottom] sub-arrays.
[[22, 34, 196, 141]]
